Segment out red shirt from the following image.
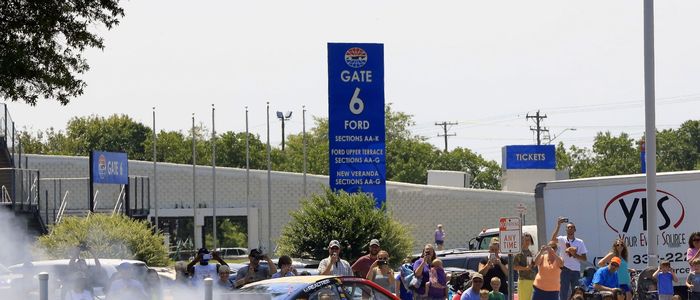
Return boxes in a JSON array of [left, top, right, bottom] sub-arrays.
[[351, 255, 376, 278]]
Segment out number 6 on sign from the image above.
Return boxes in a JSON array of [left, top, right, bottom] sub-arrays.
[[349, 87, 364, 114]]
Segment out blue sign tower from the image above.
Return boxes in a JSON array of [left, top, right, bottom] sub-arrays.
[[328, 43, 386, 207], [89, 151, 129, 212]]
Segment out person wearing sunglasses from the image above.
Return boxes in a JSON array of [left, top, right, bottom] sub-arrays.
[[598, 240, 630, 300], [367, 250, 395, 293], [688, 232, 700, 264], [591, 257, 621, 294]]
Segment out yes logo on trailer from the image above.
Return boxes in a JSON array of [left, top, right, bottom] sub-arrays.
[[603, 189, 685, 234]]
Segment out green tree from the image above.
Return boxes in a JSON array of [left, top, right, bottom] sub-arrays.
[[385, 138, 436, 184], [657, 120, 700, 172], [37, 214, 168, 266], [63, 114, 151, 159], [589, 132, 640, 176], [1, 1, 125, 105], [205, 219, 248, 249], [215, 131, 267, 169], [273, 117, 329, 174], [432, 147, 502, 189], [276, 188, 413, 267]]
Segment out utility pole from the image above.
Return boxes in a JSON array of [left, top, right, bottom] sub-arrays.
[[435, 122, 457, 152], [526, 110, 548, 145]]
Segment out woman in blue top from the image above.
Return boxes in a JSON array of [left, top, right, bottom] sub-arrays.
[[598, 239, 631, 300]]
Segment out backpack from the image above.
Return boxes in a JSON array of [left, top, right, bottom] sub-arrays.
[[399, 263, 421, 290]]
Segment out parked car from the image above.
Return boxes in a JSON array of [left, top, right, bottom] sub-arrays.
[[229, 258, 320, 278], [216, 247, 249, 260], [6, 258, 152, 298], [222, 275, 398, 300]]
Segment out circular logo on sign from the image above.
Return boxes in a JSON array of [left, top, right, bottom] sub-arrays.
[[98, 154, 107, 179], [344, 47, 368, 68]]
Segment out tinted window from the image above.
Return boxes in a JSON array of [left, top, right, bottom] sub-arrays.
[[341, 282, 391, 300], [307, 285, 341, 300]]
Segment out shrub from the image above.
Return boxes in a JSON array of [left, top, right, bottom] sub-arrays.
[[37, 214, 169, 266], [276, 188, 413, 267]]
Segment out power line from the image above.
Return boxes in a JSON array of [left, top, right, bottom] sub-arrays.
[[435, 121, 458, 152], [526, 110, 548, 145]]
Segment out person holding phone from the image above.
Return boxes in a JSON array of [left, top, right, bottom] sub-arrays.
[[188, 248, 229, 287], [318, 240, 352, 276], [532, 242, 564, 300], [514, 233, 536, 300], [478, 239, 509, 298], [367, 250, 395, 292], [414, 244, 437, 300], [550, 217, 588, 300], [235, 248, 276, 288]]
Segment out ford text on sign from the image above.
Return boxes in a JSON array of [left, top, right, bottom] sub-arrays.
[[91, 151, 129, 184], [328, 43, 386, 207]]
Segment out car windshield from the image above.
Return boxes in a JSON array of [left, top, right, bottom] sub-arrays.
[[232, 282, 308, 300]]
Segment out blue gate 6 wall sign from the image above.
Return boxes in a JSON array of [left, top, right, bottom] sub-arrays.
[[328, 43, 386, 207], [90, 151, 129, 184], [503, 145, 556, 169]]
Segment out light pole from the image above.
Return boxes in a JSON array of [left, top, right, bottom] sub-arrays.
[[547, 128, 576, 144], [276, 111, 292, 151]]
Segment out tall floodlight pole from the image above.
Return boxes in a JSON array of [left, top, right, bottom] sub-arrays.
[[302, 105, 307, 197], [212, 104, 217, 250], [153, 107, 158, 228], [266, 102, 272, 252], [644, 0, 658, 268], [276, 111, 293, 151], [192, 113, 197, 248]]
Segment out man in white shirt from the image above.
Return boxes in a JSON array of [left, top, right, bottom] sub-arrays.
[[551, 217, 588, 300], [318, 240, 352, 276]]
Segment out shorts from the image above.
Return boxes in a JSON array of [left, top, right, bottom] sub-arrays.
[[436, 240, 444, 246], [619, 284, 631, 293]]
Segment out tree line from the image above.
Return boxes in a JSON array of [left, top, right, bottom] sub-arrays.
[[18, 108, 700, 190]]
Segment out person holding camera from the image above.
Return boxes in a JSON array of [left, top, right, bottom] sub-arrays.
[[234, 248, 276, 288], [318, 240, 352, 276], [64, 242, 106, 298], [550, 217, 588, 300], [478, 239, 509, 298], [187, 248, 228, 287], [367, 250, 395, 291]]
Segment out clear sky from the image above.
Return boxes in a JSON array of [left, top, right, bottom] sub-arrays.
[[7, 0, 700, 164]]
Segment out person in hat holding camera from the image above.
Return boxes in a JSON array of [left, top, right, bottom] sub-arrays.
[[187, 248, 228, 287], [318, 240, 352, 276], [234, 248, 276, 288], [352, 238, 381, 278]]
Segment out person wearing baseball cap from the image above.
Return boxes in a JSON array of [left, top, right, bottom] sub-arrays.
[[591, 257, 621, 293], [352, 238, 381, 278], [460, 273, 484, 300], [318, 240, 352, 276], [234, 248, 276, 288], [187, 247, 228, 287]]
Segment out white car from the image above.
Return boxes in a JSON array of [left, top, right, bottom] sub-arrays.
[[7, 258, 151, 298], [216, 247, 249, 260]]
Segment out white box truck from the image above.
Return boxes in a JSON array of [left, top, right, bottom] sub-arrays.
[[535, 170, 699, 287]]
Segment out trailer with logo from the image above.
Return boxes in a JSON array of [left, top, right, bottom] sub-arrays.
[[535, 170, 699, 287]]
